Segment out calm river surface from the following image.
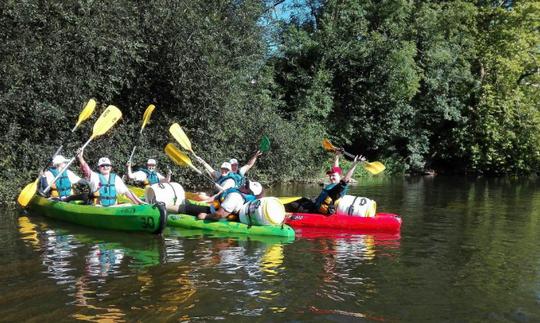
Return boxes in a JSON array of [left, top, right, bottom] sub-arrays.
[[1, 176, 539, 322]]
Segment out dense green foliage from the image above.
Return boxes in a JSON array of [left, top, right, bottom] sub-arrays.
[[274, 0, 539, 174], [1, 0, 538, 204]]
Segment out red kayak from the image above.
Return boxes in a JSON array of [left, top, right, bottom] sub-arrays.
[[285, 212, 402, 233]]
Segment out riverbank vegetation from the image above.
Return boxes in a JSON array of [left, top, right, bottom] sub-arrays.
[[1, 0, 538, 204]]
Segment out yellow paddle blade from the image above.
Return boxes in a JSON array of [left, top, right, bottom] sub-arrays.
[[91, 105, 122, 138], [169, 123, 192, 152], [165, 143, 202, 174], [322, 139, 336, 152], [363, 161, 386, 175], [74, 98, 97, 129], [165, 143, 190, 167], [278, 196, 303, 204], [17, 178, 39, 207], [140, 104, 156, 133]]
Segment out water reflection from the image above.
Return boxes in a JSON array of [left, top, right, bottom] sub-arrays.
[[290, 228, 401, 306], [19, 216, 160, 322], [16, 215, 295, 321], [18, 216, 40, 249]]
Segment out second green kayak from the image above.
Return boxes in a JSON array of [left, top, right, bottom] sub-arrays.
[[167, 213, 295, 238]]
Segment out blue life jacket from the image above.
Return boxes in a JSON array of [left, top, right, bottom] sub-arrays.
[[49, 167, 72, 197], [314, 183, 348, 213], [232, 170, 246, 187], [216, 172, 243, 188], [98, 173, 117, 207], [140, 168, 160, 185]]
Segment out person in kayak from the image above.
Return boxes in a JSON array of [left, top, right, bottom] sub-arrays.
[[39, 155, 85, 199], [178, 180, 263, 221], [285, 154, 365, 215], [126, 158, 171, 187], [196, 158, 243, 190], [229, 150, 263, 183], [77, 149, 143, 206]]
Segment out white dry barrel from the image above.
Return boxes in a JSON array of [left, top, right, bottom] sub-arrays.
[[335, 195, 377, 217], [145, 182, 185, 212], [239, 197, 285, 226]]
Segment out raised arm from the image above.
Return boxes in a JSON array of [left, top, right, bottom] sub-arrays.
[[333, 150, 342, 167], [126, 162, 136, 179], [77, 149, 92, 180], [342, 155, 365, 183], [240, 150, 263, 175], [195, 156, 218, 179]]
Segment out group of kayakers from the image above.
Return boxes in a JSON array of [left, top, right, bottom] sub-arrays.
[[40, 149, 145, 205], [39, 145, 365, 221]]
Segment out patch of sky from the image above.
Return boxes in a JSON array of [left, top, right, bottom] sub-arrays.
[[259, 0, 318, 56]]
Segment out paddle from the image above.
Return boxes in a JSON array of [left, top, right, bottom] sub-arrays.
[[322, 139, 386, 175], [169, 123, 202, 159], [41, 105, 123, 195], [52, 98, 97, 159], [278, 196, 303, 204], [17, 99, 98, 207], [127, 104, 156, 165], [164, 143, 223, 190], [259, 135, 271, 153], [164, 143, 202, 175], [17, 179, 40, 207]]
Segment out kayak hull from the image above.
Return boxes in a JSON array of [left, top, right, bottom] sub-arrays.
[[285, 212, 401, 233], [28, 195, 167, 234], [167, 213, 295, 238]]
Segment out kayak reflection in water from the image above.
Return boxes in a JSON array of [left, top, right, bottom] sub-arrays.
[[285, 152, 365, 215]]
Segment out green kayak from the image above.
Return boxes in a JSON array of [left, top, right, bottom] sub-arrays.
[[27, 195, 167, 234], [167, 213, 295, 238]]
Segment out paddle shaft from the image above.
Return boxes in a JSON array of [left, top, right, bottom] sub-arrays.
[[340, 149, 356, 159], [127, 145, 137, 164], [180, 156, 223, 190], [127, 105, 155, 165], [43, 136, 94, 193], [338, 150, 375, 170]]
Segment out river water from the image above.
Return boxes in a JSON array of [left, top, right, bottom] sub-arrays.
[[1, 176, 539, 322]]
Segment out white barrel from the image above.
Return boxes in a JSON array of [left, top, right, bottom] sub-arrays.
[[335, 195, 377, 217], [144, 182, 185, 212], [239, 197, 285, 226]]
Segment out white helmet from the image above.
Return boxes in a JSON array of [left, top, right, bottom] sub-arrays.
[[220, 162, 232, 171], [98, 157, 112, 166], [247, 181, 263, 196], [52, 155, 68, 166]]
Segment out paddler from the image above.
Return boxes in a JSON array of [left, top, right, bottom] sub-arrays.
[[229, 150, 263, 184], [39, 155, 85, 199], [126, 158, 171, 187], [178, 180, 263, 221], [285, 153, 364, 215], [77, 149, 143, 206], [196, 158, 242, 190]]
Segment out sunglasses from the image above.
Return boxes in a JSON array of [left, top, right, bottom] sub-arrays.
[[99, 164, 112, 168]]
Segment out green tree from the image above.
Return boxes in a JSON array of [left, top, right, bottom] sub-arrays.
[[465, 0, 540, 174]]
